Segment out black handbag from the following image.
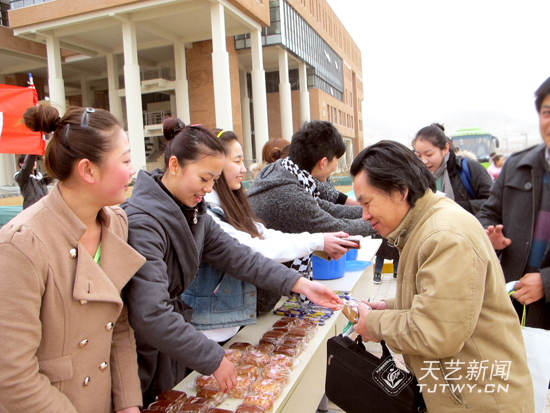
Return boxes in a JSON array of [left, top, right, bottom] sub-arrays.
[[326, 334, 426, 413]]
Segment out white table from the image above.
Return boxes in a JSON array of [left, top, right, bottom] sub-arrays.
[[173, 238, 382, 413]]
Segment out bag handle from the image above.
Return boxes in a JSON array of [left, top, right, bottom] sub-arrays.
[[351, 336, 393, 360], [508, 290, 527, 327]]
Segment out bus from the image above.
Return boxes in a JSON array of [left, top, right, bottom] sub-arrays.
[[450, 128, 500, 168]]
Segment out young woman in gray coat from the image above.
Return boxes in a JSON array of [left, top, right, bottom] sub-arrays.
[[122, 120, 342, 405]]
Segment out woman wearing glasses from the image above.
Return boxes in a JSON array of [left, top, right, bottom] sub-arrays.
[[0, 105, 145, 413]]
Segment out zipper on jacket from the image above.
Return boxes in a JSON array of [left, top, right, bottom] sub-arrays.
[[438, 360, 470, 408], [520, 169, 536, 276]]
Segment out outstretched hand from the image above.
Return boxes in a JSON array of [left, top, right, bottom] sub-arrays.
[[323, 231, 357, 260], [212, 357, 237, 393], [292, 277, 343, 310], [485, 225, 512, 250]]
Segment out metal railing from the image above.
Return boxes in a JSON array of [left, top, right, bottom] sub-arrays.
[[140, 67, 176, 82], [144, 111, 171, 126], [9, 0, 56, 9]]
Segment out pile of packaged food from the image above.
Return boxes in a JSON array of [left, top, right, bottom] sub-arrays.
[[272, 296, 334, 325], [142, 317, 317, 413]]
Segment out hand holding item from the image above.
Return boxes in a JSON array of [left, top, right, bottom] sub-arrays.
[[511, 273, 545, 305], [213, 357, 238, 393], [292, 277, 343, 310], [323, 232, 358, 260], [353, 300, 381, 342], [485, 225, 512, 250]]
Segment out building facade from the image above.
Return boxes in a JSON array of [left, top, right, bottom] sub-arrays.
[[0, 0, 363, 184]]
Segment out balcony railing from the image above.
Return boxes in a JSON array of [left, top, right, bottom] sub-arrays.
[[144, 111, 172, 126], [9, 0, 56, 9], [141, 67, 176, 82]]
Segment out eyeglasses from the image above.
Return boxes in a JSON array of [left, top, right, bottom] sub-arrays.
[[62, 107, 95, 148]]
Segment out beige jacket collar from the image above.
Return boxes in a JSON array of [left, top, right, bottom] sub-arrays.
[[43, 184, 145, 305], [387, 189, 439, 250]]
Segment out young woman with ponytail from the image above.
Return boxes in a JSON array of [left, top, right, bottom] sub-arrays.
[[182, 130, 354, 335], [0, 106, 145, 413], [413, 123, 493, 214], [121, 118, 342, 405]]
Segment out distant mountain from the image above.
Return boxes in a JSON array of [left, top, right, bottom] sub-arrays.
[[362, 109, 540, 154]]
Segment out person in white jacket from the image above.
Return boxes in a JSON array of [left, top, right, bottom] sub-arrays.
[[182, 130, 354, 342]]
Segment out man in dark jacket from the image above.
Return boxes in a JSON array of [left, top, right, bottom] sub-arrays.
[[247, 121, 375, 306], [477, 77, 550, 330], [248, 121, 374, 238], [14, 154, 49, 209]]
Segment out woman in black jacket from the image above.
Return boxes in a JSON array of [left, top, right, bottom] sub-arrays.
[[412, 123, 493, 214], [122, 120, 342, 405]]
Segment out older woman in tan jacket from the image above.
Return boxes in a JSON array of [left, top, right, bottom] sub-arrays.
[[0, 106, 145, 413], [351, 141, 533, 413]]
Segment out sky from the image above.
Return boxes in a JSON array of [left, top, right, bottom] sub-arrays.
[[325, 0, 550, 130]]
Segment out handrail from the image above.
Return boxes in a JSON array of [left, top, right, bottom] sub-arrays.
[[144, 111, 172, 126], [141, 67, 176, 82]]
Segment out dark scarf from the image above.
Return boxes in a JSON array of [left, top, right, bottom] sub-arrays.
[[280, 157, 316, 278]]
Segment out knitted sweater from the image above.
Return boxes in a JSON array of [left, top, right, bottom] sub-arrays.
[[247, 160, 374, 236]]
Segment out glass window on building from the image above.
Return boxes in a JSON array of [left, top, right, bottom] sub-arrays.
[[265, 69, 299, 93], [0, 0, 9, 27]]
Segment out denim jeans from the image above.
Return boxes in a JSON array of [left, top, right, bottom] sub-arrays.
[[374, 256, 399, 274]]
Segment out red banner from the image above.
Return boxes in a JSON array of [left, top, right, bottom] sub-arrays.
[[0, 84, 44, 155]]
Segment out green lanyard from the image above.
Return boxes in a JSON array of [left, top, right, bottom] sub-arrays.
[[93, 243, 102, 265], [509, 290, 526, 326]]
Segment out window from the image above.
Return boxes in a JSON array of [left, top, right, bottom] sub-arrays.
[[0, 1, 9, 27]]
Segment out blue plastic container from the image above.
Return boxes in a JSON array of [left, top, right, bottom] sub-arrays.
[[346, 249, 358, 260], [345, 260, 371, 271], [311, 255, 346, 280]]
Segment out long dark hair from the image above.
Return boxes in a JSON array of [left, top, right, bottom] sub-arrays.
[[212, 129, 262, 239]]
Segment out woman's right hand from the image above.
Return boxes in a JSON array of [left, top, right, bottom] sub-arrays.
[[323, 232, 357, 260], [212, 357, 237, 393]]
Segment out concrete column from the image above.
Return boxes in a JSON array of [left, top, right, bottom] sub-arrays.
[[174, 42, 191, 124], [45, 35, 66, 116], [239, 68, 253, 163], [121, 20, 147, 172], [250, 29, 268, 160], [0, 154, 16, 186], [80, 75, 91, 107], [170, 95, 177, 119], [299, 61, 310, 126], [278, 47, 293, 140], [210, 3, 233, 130], [106, 54, 123, 122]]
